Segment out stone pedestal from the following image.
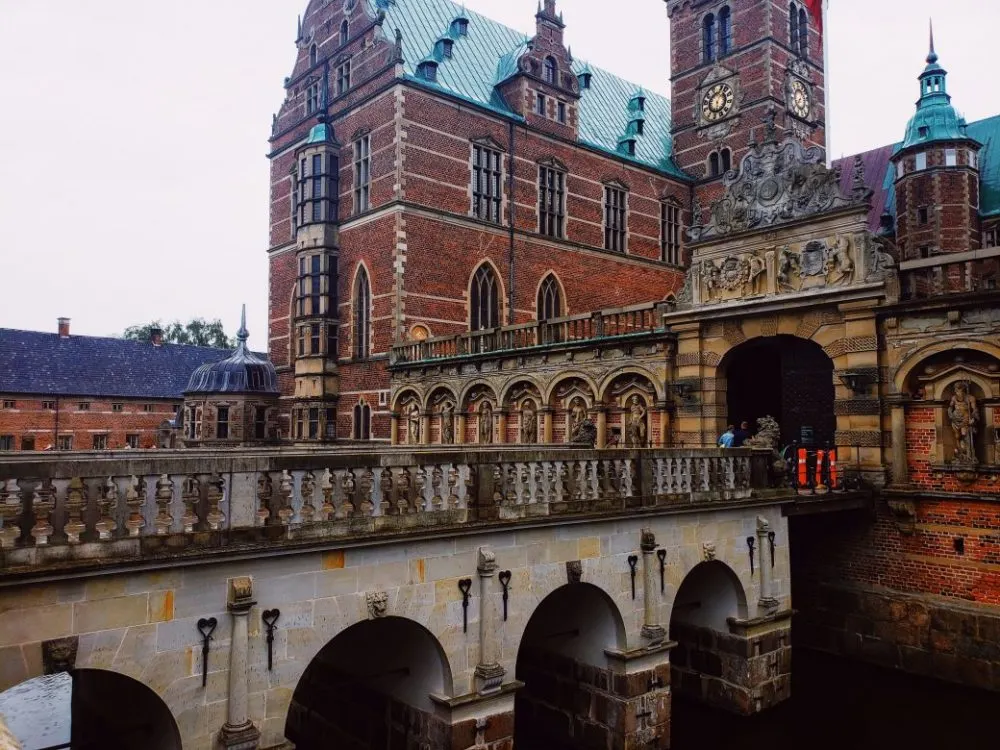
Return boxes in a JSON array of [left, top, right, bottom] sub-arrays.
[[217, 577, 260, 750], [640, 529, 666, 644], [474, 546, 505, 695]]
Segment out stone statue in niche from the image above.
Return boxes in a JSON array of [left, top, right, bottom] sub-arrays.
[[407, 403, 421, 444], [479, 401, 493, 444], [625, 396, 648, 448], [440, 401, 454, 445], [569, 397, 588, 442], [948, 381, 979, 465], [520, 399, 537, 444]]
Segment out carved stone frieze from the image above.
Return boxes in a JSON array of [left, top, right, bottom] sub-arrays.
[[823, 336, 878, 360], [834, 430, 881, 448]]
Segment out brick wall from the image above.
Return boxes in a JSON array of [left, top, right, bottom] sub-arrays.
[[0, 396, 178, 452], [905, 405, 1000, 494]]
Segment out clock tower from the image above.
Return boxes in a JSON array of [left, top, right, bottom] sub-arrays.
[[664, 0, 827, 207]]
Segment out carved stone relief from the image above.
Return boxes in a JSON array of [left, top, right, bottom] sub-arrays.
[[366, 591, 388, 619], [520, 399, 538, 444]]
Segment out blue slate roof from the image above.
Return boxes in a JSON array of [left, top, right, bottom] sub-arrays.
[[370, 0, 686, 178], [0, 329, 232, 399]]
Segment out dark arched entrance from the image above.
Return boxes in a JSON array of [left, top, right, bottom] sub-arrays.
[[286, 617, 453, 749], [723, 335, 835, 447], [0, 669, 181, 749], [514, 583, 628, 749]]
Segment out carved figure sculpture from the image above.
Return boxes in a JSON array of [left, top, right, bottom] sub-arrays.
[[948, 381, 979, 464], [479, 401, 493, 444], [745, 416, 781, 450], [626, 396, 647, 448], [366, 591, 388, 619], [777, 247, 799, 292], [569, 398, 588, 441], [825, 235, 855, 285], [746, 254, 766, 296], [521, 399, 537, 444], [408, 403, 420, 444], [441, 401, 454, 445]]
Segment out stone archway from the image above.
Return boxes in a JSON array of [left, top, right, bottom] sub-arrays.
[[286, 616, 453, 749], [0, 669, 181, 750], [514, 582, 632, 749], [719, 335, 835, 448]]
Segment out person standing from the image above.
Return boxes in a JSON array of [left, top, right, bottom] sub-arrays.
[[732, 420, 751, 447], [718, 425, 735, 448]]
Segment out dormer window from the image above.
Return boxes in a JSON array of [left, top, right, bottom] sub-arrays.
[[918, 126, 929, 138], [436, 38, 454, 59], [634, 118, 645, 136], [544, 56, 557, 85], [417, 60, 439, 82], [619, 139, 636, 157], [578, 71, 592, 89], [452, 18, 469, 36]]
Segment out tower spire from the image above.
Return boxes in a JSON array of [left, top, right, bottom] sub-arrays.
[[927, 18, 937, 64], [237, 304, 249, 345]]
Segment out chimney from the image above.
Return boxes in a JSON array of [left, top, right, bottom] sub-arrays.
[[150, 326, 164, 347], [57, 317, 71, 338]]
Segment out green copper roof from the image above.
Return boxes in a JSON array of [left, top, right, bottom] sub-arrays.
[[306, 122, 336, 144], [368, 0, 685, 178], [901, 31, 976, 150]]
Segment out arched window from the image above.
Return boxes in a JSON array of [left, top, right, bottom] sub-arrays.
[[797, 7, 808, 57], [703, 14, 717, 63], [709, 152, 721, 177], [537, 274, 562, 321], [470, 263, 500, 331], [544, 56, 557, 85], [340, 19, 349, 47], [354, 267, 371, 358], [353, 400, 371, 440], [789, 3, 799, 49], [309, 44, 318, 67], [721, 148, 732, 174], [718, 6, 732, 56]]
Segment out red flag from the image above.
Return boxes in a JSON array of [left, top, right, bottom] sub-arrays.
[[804, 0, 823, 37]]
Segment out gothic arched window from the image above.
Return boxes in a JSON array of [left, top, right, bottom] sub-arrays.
[[709, 152, 721, 177], [353, 400, 371, 440], [718, 6, 732, 56], [537, 274, 562, 321], [470, 263, 500, 331], [703, 14, 717, 63], [720, 148, 732, 174], [797, 7, 808, 57], [354, 267, 371, 358], [544, 56, 557, 85], [789, 3, 799, 49], [309, 44, 318, 67], [340, 20, 349, 47]]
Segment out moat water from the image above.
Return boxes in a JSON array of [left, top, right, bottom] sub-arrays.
[[672, 649, 996, 750]]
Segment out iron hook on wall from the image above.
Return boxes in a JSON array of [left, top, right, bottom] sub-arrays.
[[768, 530, 776, 569], [656, 548, 667, 594], [262, 609, 281, 671], [458, 578, 473, 633], [196, 617, 217, 687], [498, 570, 512, 622], [627, 555, 639, 599], [746, 536, 756, 576]]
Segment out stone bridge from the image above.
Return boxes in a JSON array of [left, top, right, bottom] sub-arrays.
[[0, 448, 838, 749]]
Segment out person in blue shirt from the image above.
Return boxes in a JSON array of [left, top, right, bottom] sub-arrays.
[[718, 425, 735, 448]]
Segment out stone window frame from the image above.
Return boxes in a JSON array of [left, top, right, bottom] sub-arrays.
[[660, 197, 684, 266], [125, 433, 140, 449], [352, 133, 371, 214], [336, 58, 352, 97], [339, 19, 349, 48], [353, 399, 372, 440], [305, 80, 321, 115], [603, 181, 629, 254], [57, 435, 73, 451], [470, 138, 505, 225], [92, 433, 109, 451], [216, 405, 231, 440], [543, 56, 558, 85], [77, 402, 90, 412], [41, 400, 55, 410], [536, 272, 565, 321], [702, 5, 733, 64], [111, 402, 124, 413], [789, 2, 809, 58], [0, 435, 13, 451], [537, 158, 567, 240], [469, 261, 503, 332], [353, 263, 372, 359], [1, 400, 14, 409]]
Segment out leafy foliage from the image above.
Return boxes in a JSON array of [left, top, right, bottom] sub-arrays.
[[122, 319, 234, 349]]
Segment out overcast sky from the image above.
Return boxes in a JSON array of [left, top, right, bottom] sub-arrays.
[[1, 0, 995, 345]]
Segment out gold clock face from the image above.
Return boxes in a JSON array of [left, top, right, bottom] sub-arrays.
[[702, 83, 735, 122], [789, 79, 811, 119]]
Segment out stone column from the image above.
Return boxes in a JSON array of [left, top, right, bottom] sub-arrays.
[[390, 413, 400, 445], [474, 547, 505, 694], [420, 412, 431, 446], [455, 413, 467, 445], [756, 517, 779, 610], [888, 395, 909, 485], [639, 529, 665, 644], [657, 401, 670, 447], [595, 407, 608, 449], [496, 412, 508, 445], [217, 577, 260, 750], [541, 408, 554, 444]]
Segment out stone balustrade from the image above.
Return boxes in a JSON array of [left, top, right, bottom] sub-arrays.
[[0, 447, 773, 574], [390, 302, 667, 365]]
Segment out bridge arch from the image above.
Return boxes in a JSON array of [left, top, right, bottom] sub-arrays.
[[0, 668, 181, 750], [285, 615, 454, 749]]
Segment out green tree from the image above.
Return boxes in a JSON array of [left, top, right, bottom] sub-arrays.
[[122, 318, 234, 348]]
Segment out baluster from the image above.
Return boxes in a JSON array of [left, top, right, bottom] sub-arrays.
[[360, 469, 375, 516], [277, 471, 294, 525], [396, 469, 411, 515], [724, 457, 736, 490], [654, 458, 666, 496], [154, 474, 174, 535], [0, 478, 24, 549], [125, 475, 146, 537], [573, 461, 586, 501], [430, 466, 444, 511], [320, 469, 335, 521], [64, 477, 88, 544], [413, 467, 427, 512], [340, 469, 358, 518], [378, 468, 393, 516], [255, 473, 271, 527], [620, 460, 635, 498], [492, 465, 505, 505], [512, 464, 526, 506], [556, 461, 569, 502], [447, 465, 460, 509], [95, 477, 118, 541], [589, 460, 600, 501], [683, 458, 693, 493], [206, 474, 226, 530], [182, 475, 202, 532], [31, 479, 56, 546], [300, 471, 317, 523]]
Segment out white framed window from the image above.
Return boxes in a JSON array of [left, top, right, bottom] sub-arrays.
[[915, 152, 927, 171], [945, 148, 957, 167]]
